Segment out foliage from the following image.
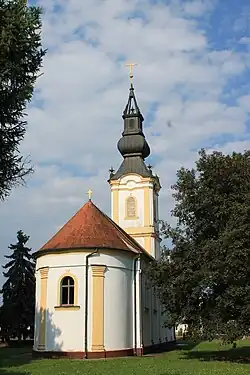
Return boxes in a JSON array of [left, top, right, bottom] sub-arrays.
[[1, 230, 35, 340], [0, 0, 46, 200], [149, 149, 250, 343]]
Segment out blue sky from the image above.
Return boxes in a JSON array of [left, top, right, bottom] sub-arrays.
[[1, 0, 250, 286]]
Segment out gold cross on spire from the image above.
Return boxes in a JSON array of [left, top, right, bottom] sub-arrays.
[[125, 62, 138, 83], [87, 189, 93, 200]]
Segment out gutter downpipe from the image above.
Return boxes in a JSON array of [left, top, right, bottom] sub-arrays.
[[139, 255, 143, 355], [134, 253, 143, 356], [133, 254, 140, 355], [85, 249, 98, 359]]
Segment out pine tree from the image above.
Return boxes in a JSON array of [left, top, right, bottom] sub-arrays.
[[0, 0, 46, 200], [1, 230, 35, 341], [149, 149, 250, 343]]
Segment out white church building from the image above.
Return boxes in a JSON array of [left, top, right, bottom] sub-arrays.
[[33, 81, 175, 359]]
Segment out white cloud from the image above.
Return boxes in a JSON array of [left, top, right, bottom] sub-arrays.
[[0, 0, 250, 284], [208, 140, 250, 155], [233, 6, 250, 33], [239, 36, 250, 45], [238, 94, 250, 113], [179, 0, 216, 17]]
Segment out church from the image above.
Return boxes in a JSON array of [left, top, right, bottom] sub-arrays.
[[33, 72, 175, 359]]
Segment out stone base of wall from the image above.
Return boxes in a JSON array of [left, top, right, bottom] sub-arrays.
[[32, 341, 177, 359]]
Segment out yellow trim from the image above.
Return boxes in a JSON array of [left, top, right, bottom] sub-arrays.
[[128, 233, 157, 240], [110, 176, 161, 190], [109, 174, 160, 258], [144, 188, 151, 227], [91, 265, 106, 352], [112, 189, 119, 224], [57, 272, 78, 306], [109, 174, 156, 184], [124, 194, 138, 220], [144, 237, 152, 254], [111, 185, 153, 192], [125, 226, 155, 235], [38, 267, 49, 350], [55, 306, 80, 311], [124, 215, 138, 220], [109, 180, 120, 186]]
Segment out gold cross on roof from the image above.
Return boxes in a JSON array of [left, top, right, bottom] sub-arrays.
[[87, 189, 93, 200], [125, 62, 138, 83]]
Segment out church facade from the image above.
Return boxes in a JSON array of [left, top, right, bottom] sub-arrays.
[[33, 82, 175, 359]]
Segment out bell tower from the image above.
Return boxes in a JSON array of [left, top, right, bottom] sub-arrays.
[[108, 67, 161, 259]]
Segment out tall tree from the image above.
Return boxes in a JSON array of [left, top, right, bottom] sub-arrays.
[[1, 230, 35, 341], [0, 0, 46, 200], [149, 149, 250, 343]]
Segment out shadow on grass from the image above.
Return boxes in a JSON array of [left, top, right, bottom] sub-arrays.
[[183, 345, 250, 364], [0, 345, 33, 367], [0, 345, 33, 375], [144, 341, 200, 358], [0, 308, 62, 374], [176, 340, 201, 351], [0, 370, 30, 375]]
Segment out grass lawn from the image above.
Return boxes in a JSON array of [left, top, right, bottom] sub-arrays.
[[1, 340, 250, 375]]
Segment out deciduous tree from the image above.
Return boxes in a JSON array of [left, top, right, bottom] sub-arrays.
[[149, 149, 250, 343]]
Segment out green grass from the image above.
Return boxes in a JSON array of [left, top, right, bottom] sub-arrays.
[[1, 340, 250, 375]]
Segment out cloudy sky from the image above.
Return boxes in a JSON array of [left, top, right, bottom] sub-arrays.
[[1, 0, 250, 285]]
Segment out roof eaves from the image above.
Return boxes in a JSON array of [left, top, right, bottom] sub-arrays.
[[34, 245, 139, 259]]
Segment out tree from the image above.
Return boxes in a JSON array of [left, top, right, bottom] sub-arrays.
[[0, 0, 46, 200], [149, 149, 250, 343], [1, 230, 35, 341]]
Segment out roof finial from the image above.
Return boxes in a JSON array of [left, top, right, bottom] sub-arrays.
[[87, 189, 93, 201], [125, 62, 138, 84]]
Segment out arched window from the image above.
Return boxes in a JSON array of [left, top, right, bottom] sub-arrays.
[[60, 276, 75, 305], [126, 195, 137, 218]]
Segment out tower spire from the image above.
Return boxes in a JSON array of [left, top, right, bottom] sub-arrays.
[[124, 63, 141, 116], [123, 83, 142, 118], [118, 82, 149, 158], [109, 66, 152, 181], [108, 67, 162, 260]]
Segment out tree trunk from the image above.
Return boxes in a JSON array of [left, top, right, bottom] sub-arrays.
[[17, 326, 22, 343]]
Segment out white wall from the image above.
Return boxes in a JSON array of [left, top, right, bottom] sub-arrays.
[[34, 250, 136, 353], [46, 267, 84, 351], [118, 189, 145, 228], [89, 252, 134, 351], [34, 272, 41, 349], [104, 263, 133, 350], [139, 265, 176, 349], [111, 173, 162, 259], [111, 174, 155, 230], [35, 252, 91, 352]]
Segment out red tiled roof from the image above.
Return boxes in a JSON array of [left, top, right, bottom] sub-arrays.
[[40, 200, 147, 254]]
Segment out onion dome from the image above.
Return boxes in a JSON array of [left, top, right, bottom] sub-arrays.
[[109, 83, 153, 181]]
